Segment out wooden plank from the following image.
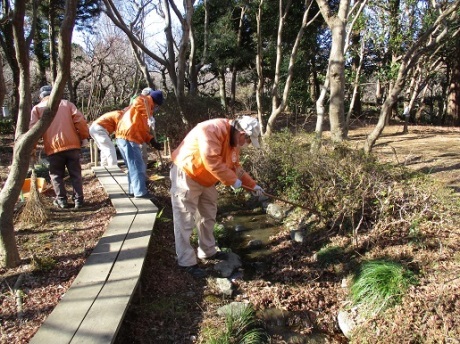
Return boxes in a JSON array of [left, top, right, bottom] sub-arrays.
[[70, 213, 157, 344], [32, 165, 157, 344], [30, 214, 136, 344]]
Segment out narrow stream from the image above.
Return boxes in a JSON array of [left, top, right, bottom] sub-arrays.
[[216, 197, 336, 343]]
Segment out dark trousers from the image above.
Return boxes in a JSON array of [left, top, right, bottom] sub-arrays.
[[48, 149, 84, 202]]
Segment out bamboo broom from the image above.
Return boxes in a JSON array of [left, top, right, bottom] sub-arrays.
[[18, 169, 49, 225]]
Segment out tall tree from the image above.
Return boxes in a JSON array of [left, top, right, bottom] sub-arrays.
[[313, 0, 366, 146], [0, 0, 78, 268], [364, 0, 460, 153], [102, 0, 197, 125], [263, 0, 320, 136]]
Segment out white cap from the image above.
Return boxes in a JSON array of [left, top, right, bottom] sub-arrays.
[[238, 116, 261, 148], [141, 87, 153, 96]]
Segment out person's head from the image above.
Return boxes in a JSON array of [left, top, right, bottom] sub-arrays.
[[149, 90, 164, 106], [39, 85, 52, 99], [233, 116, 261, 148]]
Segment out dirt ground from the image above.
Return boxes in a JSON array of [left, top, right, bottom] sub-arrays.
[[348, 124, 460, 192], [0, 123, 459, 343]]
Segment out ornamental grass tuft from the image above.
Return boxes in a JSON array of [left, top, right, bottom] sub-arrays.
[[350, 260, 417, 315]]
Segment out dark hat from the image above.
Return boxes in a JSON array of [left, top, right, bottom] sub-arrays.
[[149, 90, 164, 106]]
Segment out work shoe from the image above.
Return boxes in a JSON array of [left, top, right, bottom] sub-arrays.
[[53, 198, 69, 209], [134, 192, 155, 199], [205, 251, 228, 261], [74, 200, 84, 209], [180, 265, 207, 278]]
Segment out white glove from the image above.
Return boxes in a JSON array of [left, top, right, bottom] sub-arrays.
[[252, 185, 264, 197], [81, 139, 89, 147], [231, 179, 242, 190]]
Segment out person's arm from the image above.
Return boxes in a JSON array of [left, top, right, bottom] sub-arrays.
[[70, 103, 90, 140]]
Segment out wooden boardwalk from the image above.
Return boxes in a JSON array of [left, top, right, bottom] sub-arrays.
[[30, 166, 158, 344]]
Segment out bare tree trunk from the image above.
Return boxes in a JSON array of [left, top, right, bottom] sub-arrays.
[[218, 68, 228, 114], [255, 0, 265, 133], [0, 54, 5, 109], [346, 34, 364, 137], [0, 0, 21, 122], [315, 0, 350, 143], [447, 35, 460, 125], [312, 69, 329, 151], [265, 0, 319, 137], [48, 0, 58, 82], [0, 0, 78, 268], [230, 5, 247, 115]]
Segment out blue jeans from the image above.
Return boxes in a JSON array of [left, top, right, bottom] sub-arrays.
[[116, 138, 147, 197]]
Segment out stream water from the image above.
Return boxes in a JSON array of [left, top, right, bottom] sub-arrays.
[[216, 197, 335, 343]]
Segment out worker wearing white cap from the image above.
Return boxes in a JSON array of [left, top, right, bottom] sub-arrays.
[[170, 116, 265, 278]]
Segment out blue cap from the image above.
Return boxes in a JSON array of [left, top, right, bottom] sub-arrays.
[[149, 90, 164, 106]]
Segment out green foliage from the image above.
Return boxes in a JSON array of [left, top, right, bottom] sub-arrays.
[[31, 255, 57, 272], [350, 260, 417, 315], [316, 245, 344, 266], [190, 223, 228, 247], [207, 305, 268, 344], [0, 118, 14, 134], [155, 94, 224, 148]]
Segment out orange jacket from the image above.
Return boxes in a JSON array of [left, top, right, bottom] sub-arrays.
[[115, 95, 154, 144], [30, 97, 89, 156], [171, 118, 256, 188], [93, 110, 123, 134]]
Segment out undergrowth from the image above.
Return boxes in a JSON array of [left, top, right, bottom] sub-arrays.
[[245, 129, 449, 239], [204, 305, 268, 344]]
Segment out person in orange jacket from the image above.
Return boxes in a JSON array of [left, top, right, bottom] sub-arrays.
[[30, 85, 90, 209], [170, 116, 265, 278], [89, 110, 123, 166], [115, 89, 163, 199]]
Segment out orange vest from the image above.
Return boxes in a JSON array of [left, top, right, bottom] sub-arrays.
[[94, 110, 124, 134], [115, 95, 153, 144], [172, 118, 256, 188]]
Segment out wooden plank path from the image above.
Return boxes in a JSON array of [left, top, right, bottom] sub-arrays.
[[31, 166, 158, 344]]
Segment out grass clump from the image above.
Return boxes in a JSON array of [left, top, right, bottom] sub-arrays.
[[207, 305, 268, 344], [350, 260, 417, 315], [316, 245, 344, 266]]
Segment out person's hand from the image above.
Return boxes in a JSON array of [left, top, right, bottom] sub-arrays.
[[231, 179, 242, 190], [150, 138, 162, 150], [81, 139, 89, 147], [252, 185, 265, 197]]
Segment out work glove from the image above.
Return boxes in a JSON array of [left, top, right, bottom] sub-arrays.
[[81, 139, 89, 148], [150, 138, 162, 150], [231, 179, 242, 191], [251, 185, 265, 197]]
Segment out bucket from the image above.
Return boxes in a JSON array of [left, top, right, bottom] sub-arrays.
[[21, 177, 47, 198]]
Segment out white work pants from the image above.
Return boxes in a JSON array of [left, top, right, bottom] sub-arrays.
[[89, 123, 117, 166], [170, 164, 218, 267]]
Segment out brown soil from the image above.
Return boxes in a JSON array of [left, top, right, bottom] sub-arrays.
[[1, 124, 459, 343]]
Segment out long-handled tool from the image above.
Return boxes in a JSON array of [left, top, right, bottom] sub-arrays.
[[156, 148, 165, 167], [242, 184, 312, 211]]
